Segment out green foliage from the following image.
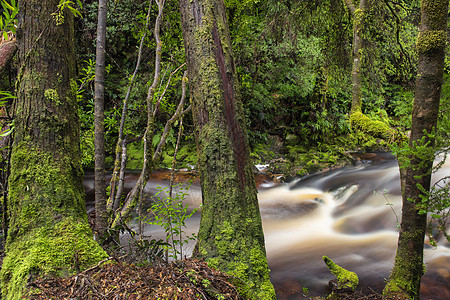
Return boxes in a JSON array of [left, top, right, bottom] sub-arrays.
[[0, 91, 15, 137], [427, 173, 449, 243], [143, 183, 198, 260], [392, 131, 436, 178], [0, 0, 17, 36], [126, 237, 169, 265], [52, 0, 83, 25], [79, 129, 94, 167], [437, 74, 450, 151], [75, 0, 189, 168], [76, 61, 96, 167], [161, 143, 198, 169], [386, 85, 414, 129], [223, 0, 421, 148]]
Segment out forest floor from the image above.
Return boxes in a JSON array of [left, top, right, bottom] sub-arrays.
[[23, 258, 247, 299], [22, 256, 384, 300]]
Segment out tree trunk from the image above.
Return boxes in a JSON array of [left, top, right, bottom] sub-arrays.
[[94, 0, 108, 243], [0, 2, 107, 299], [383, 0, 449, 298], [179, 1, 275, 298], [0, 38, 17, 74], [343, 0, 369, 113]]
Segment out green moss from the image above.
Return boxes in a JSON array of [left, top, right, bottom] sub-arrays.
[[353, 8, 364, 32], [1, 141, 107, 299], [7, 143, 85, 237], [383, 232, 426, 299], [187, 3, 275, 298], [206, 246, 275, 300], [416, 30, 446, 54], [421, 0, 449, 30], [350, 111, 406, 143], [323, 256, 359, 290], [1, 218, 107, 300], [383, 276, 414, 299], [44, 88, 60, 105]]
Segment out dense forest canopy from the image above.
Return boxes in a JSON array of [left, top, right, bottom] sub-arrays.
[[68, 0, 448, 175]]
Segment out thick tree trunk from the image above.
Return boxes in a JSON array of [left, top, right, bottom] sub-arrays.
[[94, 0, 108, 243], [383, 0, 449, 299], [0, 1, 107, 299], [179, 1, 275, 298]]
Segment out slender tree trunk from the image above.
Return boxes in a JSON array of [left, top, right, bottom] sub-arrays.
[[179, 1, 275, 298], [94, 0, 108, 243], [0, 2, 107, 299], [343, 0, 369, 113], [383, 0, 449, 298]]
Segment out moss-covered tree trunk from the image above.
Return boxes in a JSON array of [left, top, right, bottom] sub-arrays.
[[343, 0, 370, 113], [179, 0, 275, 298], [344, 0, 406, 143], [383, 0, 449, 298], [0, 1, 107, 299]]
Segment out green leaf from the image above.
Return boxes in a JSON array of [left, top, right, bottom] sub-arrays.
[[0, 127, 13, 137]]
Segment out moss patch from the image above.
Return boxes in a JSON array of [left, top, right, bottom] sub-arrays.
[[350, 111, 405, 143], [44, 88, 60, 105], [416, 30, 446, 54], [323, 256, 359, 290], [1, 218, 107, 300], [1, 142, 108, 299]]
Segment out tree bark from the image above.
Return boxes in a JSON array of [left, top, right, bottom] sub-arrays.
[[343, 0, 369, 113], [0, 38, 17, 74], [0, 1, 107, 298], [383, 0, 449, 298], [94, 0, 108, 243], [179, 1, 275, 298]]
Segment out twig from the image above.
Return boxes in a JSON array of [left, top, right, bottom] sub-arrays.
[[80, 256, 114, 274]]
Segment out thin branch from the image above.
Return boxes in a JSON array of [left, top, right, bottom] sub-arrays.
[[108, 0, 153, 213], [111, 0, 166, 228], [154, 62, 186, 116], [384, 0, 414, 71], [154, 71, 188, 161]]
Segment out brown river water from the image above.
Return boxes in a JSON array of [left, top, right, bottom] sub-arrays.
[[84, 155, 450, 299]]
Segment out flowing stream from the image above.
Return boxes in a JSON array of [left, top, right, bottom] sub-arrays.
[[84, 154, 450, 299], [260, 156, 450, 299]]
